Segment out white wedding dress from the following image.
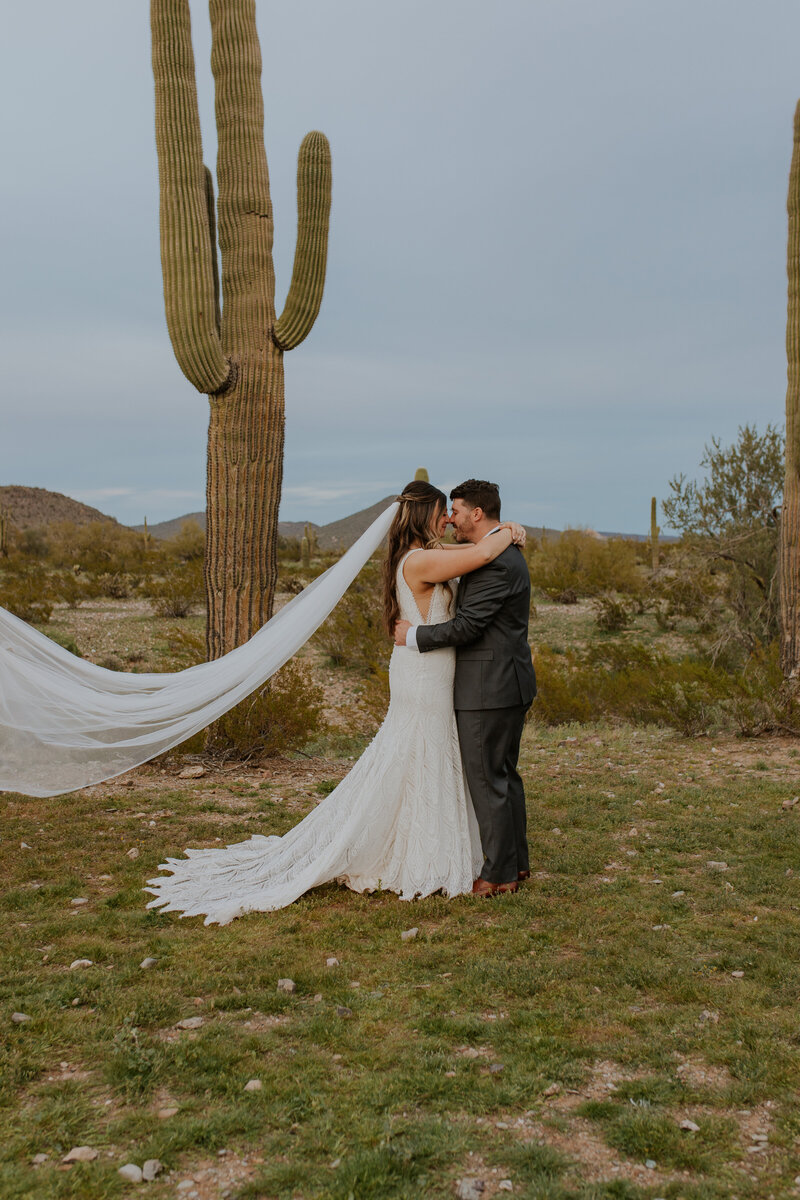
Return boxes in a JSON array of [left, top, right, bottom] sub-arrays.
[[145, 552, 483, 923]]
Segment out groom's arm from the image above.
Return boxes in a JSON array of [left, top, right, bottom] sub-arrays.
[[414, 561, 510, 653]]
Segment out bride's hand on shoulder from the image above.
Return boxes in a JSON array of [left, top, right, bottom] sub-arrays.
[[501, 521, 526, 547]]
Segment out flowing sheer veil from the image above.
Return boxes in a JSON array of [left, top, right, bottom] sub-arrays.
[[0, 503, 399, 798]]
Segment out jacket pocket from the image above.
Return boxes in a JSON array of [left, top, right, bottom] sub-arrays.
[[459, 649, 494, 661]]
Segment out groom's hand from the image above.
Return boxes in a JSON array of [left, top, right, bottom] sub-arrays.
[[394, 619, 411, 646]]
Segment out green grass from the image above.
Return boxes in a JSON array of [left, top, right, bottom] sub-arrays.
[[1, 723, 799, 1198]]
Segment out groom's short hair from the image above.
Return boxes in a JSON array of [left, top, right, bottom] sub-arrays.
[[450, 479, 501, 519]]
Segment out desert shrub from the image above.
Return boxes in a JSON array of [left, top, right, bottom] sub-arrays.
[[206, 658, 325, 760], [163, 519, 205, 562], [0, 563, 55, 623], [95, 571, 140, 600], [593, 593, 633, 632], [144, 559, 205, 618], [47, 519, 149, 574], [529, 530, 642, 599], [316, 562, 390, 675], [533, 641, 740, 735], [51, 569, 94, 609]]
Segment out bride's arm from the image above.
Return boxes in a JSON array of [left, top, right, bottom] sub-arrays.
[[439, 522, 526, 548], [405, 526, 520, 587]]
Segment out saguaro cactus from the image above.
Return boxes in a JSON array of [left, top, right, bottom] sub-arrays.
[[151, 0, 331, 658], [0, 508, 8, 557], [414, 467, 430, 482], [781, 101, 800, 680], [650, 496, 660, 572]]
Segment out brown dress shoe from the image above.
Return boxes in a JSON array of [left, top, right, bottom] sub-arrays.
[[471, 878, 519, 897], [518, 870, 531, 882]]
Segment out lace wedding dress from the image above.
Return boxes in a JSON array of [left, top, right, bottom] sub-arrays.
[[145, 552, 483, 923]]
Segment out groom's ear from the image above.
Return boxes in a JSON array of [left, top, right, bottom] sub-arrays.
[[472, 506, 484, 522]]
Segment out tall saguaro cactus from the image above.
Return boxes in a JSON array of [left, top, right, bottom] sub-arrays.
[[781, 100, 800, 680], [650, 496, 660, 573], [151, 0, 331, 658]]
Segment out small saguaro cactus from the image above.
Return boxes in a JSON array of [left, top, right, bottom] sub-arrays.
[[0, 508, 8, 557], [304, 522, 317, 559], [650, 496, 660, 572], [781, 100, 800, 680], [414, 467, 430, 483], [151, 0, 332, 659], [301, 536, 311, 570]]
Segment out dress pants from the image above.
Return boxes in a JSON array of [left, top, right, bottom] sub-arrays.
[[455, 703, 530, 884]]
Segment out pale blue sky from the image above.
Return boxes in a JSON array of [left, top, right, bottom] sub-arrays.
[[1, 0, 797, 532]]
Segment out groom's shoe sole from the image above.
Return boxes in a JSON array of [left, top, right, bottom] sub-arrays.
[[518, 870, 531, 882], [471, 878, 519, 897]]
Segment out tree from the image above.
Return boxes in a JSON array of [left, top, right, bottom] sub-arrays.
[[663, 424, 784, 659], [151, 0, 331, 658], [780, 100, 800, 681]]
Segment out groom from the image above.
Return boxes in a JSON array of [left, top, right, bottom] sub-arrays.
[[394, 479, 536, 896]]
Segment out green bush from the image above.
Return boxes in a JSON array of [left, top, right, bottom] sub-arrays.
[[206, 658, 325, 760], [144, 559, 205, 618], [316, 562, 390, 675], [529, 530, 642, 599], [0, 563, 55, 623], [163, 518, 205, 562], [593, 593, 633, 632]]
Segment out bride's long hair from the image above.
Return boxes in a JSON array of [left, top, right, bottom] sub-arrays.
[[382, 481, 448, 635]]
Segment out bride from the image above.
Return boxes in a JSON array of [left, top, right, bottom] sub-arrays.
[[145, 481, 525, 923]]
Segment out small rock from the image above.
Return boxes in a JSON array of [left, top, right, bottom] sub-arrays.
[[489, 1062, 505, 1074], [139, 957, 158, 970], [495, 1120, 510, 1129], [551, 827, 562, 835], [498, 1183, 513, 1193], [731, 970, 745, 979], [645, 1159, 656, 1169], [330, 1157, 341, 1168], [126, 848, 140, 860], [243, 1079, 262, 1092], [11, 1012, 31, 1024], [445, 1070, 456, 1077], [336, 1005, 353, 1017], [177, 1183, 196, 1193], [672, 890, 685, 897], [157, 1107, 179, 1119], [142, 1158, 163, 1180], [628, 827, 638, 837], [313, 993, 323, 1002], [31, 1153, 48, 1164], [176, 1016, 204, 1030], [782, 796, 799, 810], [20, 842, 31, 849], [699, 1009, 719, 1023], [277, 978, 296, 994], [680, 1118, 700, 1132], [71, 897, 89, 907], [63, 1146, 99, 1163], [118, 1163, 143, 1182], [179, 765, 205, 779], [326, 957, 340, 967], [707, 860, 728, 871], [456, 1180, 486, 1200], [400, 927, 419, 941], [70, 959, 93, 970], [543, 1082, 560, 1096], [751, 1132, 768, 1142]]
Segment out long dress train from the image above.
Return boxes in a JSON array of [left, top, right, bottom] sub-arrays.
[[144, 554, 482, 924]]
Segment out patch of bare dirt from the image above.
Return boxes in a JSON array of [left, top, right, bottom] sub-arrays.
[[674, 1055, 734, 1091]]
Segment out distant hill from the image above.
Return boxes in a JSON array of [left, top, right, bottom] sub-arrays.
[[0, 485, 119, 530]]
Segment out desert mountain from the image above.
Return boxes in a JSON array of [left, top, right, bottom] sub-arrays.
[[0, 485, 120, 530]]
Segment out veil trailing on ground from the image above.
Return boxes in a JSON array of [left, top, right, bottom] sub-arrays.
[[0, 503, 399, 798]]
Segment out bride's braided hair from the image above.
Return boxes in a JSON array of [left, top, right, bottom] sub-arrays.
[[382, 481, 448, 635]]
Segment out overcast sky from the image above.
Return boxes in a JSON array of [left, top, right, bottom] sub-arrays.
[[1, 1, 798, 532]]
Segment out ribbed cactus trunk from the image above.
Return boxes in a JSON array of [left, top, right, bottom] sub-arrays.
[[780, 101, 800, 681], [151, 0, 331, 659]]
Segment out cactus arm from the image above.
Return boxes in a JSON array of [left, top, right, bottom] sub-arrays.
[[151, 0, 232, 395], [273, 132, 332, 351], [209, 0, 275, 351]]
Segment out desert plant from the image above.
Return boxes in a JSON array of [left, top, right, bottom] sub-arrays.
[[0, 508, 8, 558], [414, 467, 430, 482], [163, 518, 205, 562], [593, 593, 633, 632], [304, 523, 317, 558], [151, 0, 331, 660], [145, 559, 205, 618], [781, 100, 800, 681], [301, 535, 311, 570], [205, 657, 325, 759], [650, 496, 660, 571], [529, 530, 642, 599], [664, 425, 783, 662], [0, 564, 55, 624]]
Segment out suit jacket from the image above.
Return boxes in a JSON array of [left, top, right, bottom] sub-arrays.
[[415, 544, 536, 711]]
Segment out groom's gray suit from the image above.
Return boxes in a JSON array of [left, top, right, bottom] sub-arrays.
[[415, 543, 536, 884]]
